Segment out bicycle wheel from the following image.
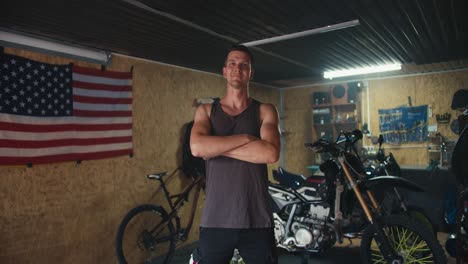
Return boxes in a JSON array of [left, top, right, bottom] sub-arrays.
[[360, 215, 446, 263], [116, 204, 176, 264]]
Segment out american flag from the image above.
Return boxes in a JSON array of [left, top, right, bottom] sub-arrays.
[[0, 53, 133, 166]]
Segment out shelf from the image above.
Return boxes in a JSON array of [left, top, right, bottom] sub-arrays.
[[312, 104, 333, 109], [313, 123, 334, 127], [311, 88, 360, 143]]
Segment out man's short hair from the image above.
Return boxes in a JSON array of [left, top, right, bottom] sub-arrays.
[[227, 44, 254, 67]]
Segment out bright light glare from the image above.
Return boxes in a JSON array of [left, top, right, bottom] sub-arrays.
[[323, 63, 402, 79]]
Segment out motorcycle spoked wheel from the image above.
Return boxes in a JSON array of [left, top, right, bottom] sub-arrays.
[[360, 215, 446, 263]]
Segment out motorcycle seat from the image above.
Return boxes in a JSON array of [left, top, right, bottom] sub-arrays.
[[273, 167, 325, 189]]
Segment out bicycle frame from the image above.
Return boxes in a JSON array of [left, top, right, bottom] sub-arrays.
[[149, 169, 205, 242]]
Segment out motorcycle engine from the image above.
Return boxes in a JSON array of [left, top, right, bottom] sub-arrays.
[[274, 204, 335, 252]]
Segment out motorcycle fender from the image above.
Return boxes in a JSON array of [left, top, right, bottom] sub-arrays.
[[363, 176, 425, 192]]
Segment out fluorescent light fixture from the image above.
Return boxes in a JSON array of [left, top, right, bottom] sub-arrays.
[[242, 20, 360, 47], [323, 63, 402, 79], [0, 30, 111, 65]]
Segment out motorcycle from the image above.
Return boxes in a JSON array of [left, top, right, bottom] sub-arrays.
[[268, 130, 446, 263], [362, 135, 436, 234]]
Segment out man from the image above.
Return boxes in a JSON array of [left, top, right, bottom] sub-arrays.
[[190, 44, 280, 264]]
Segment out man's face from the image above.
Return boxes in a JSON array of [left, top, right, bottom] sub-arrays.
[[223, 51, 253, 89]]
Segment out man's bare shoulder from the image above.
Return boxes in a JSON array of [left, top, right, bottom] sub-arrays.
[[259, 102, 279, 115], [195, 103, 213, 118]]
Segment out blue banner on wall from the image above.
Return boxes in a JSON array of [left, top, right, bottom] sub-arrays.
[[378, 105, 428, 144]]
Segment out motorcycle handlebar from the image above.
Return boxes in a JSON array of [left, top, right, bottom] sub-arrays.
[[305, 129, 363, 155]]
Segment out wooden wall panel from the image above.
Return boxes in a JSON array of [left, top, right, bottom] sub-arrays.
[[0, 48, 279, 264], [363, 71, 468, 166]]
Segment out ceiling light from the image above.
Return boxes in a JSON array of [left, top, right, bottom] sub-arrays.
[[0, 30, 111, 65], [242, 20, 360, 47], [323, 63, 402, 79]]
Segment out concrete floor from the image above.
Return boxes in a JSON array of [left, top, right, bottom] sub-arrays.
[[171, 235, 456, 264]]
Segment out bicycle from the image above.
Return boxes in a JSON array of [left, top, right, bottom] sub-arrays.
[[115, 168, 244, 264]]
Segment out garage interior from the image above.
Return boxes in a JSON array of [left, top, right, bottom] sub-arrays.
[[1, 0, 468, 263]]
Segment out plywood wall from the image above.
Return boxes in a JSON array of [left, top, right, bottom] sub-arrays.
[[363, 71, 468, 166], [282, 70, 468, 175], [0, 48, 279, 264]]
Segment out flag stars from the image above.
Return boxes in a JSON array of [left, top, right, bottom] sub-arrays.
[[19, 66, 24, 72], [11, 71, 17, 77], [47, 93, 52, 98], [47, 82, 52, 87], [53, 66, 58, 71], [47, 71, 52, 76], [26, 74, 32, 79], [47, 104, 52, 109], [12, 107, 18, 112], [20, 90, 25, 95], [40, 65, 45, 70], [27, 109, 33, 114], [4, 87, 10, 93], [34, 104, 39, 109], [54, 110, 59, 115], [26, 62, 32, 67], [20, 102, 26, 108], [33, 69, 39, 75], [12, 95, 18, 100], [40, 76, 45, 81], [41, 110, 46, 115], [27, 97, 32, 102], [33, 81, 39, 86], [10, 59, 17, 65], [33, 92, 39, 97]]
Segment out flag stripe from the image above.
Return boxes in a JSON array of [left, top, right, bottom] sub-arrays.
[[0, 142, 133, 157], [0, 113, 132, 125], [73, 87, 132, 98], [73, 109, 132, 117], [0, 149, 133, 165], [73, 95, 132, 104], [0, 136, 132, 148], [0, 121, 132, 132], [73, 80, 132, 92], [73, 72, 132, 86], [0, 129, 132, 140], [73, 102, 132, 111]]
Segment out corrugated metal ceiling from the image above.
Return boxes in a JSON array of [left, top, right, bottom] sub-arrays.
[[1, 0, 467, 87]]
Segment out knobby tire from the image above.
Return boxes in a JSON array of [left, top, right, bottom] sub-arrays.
[[360, 214, 446, 263]]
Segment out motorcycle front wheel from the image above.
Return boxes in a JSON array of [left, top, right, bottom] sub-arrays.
[[360, 215, 446, 263]]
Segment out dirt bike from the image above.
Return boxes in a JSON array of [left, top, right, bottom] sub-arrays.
[[268, 130, 446, 263], [362, 134, 436, 234]]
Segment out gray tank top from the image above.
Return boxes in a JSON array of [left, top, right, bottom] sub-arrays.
[[200, 99, 273, 228]]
